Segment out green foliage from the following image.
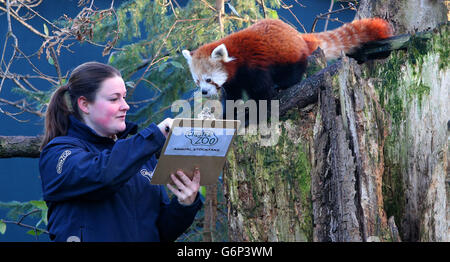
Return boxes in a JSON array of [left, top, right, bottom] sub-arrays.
[[0, 220, 6, 234], [0, 200, 48, 236]]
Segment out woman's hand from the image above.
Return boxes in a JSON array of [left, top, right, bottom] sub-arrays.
[[167, 168, 201, 206], [157, 118, 173, 138]]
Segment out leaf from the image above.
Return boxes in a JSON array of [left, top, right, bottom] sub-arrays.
[[108, 51, 116, 64], [27, 229, 44, 236], [266, 9, 279, 19], [43, 23, 49, 36], [41, 209, 48, 225], [158, 62, 168, 72], [0, 220, 6, 234], [227, 3, 240, 17], [200, 186, 206, 197], [0, 201, 35, 221], [170, 61, 184, 69], [48, 57, 54, 65], [125, 81, 135, 89], [35, 218, 43, 228], [29, 200, 47, 211]]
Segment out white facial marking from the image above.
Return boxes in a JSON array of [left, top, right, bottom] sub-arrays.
[[199, 69, 228, 98]]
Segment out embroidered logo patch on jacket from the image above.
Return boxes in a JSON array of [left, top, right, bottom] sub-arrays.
[[140, 168, 153, 183], [57, 150, 72, 174]]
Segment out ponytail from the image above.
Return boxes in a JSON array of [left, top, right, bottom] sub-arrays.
[[40, 85, 73, 150]]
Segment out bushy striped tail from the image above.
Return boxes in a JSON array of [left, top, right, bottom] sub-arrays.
[[303, 18, 393, 60]]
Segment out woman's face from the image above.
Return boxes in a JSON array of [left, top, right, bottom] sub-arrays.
[[82, 76, 130, 137]]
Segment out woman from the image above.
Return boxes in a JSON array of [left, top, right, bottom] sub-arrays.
[[39, 61, 202, 242]]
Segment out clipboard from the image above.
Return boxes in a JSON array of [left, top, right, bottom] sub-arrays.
[[151, 118, 240, 185]]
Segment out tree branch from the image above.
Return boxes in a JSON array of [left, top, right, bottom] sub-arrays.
[[276, 49, 340, 116], [0, 33, 426, 159], [0, 135, 42, 158]]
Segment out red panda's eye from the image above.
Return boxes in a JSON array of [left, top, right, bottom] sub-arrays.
[[206, 78, 212, 83]]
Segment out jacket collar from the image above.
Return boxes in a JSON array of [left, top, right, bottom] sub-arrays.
[[67, 115, 138, 144]]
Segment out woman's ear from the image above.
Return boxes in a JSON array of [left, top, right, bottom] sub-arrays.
[[77, 96, 90, 114]]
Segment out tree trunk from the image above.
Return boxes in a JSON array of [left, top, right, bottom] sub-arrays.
[[376, 24, 449, 242], [357, 0, 449, 242], [224, 0, 448, 242], [203, 184, 218, 242], [312, 57, 391, 242]]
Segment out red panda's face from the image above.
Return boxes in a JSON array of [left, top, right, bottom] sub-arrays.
[[182, 44, 235, 98]]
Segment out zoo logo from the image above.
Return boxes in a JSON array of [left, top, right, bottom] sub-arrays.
[[57, 150, 72, 174], [184, 129, 218, 146], [140, 169, 153, 183]]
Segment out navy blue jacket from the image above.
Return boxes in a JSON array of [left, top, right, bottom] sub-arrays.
[[39, 115, 202, 242]]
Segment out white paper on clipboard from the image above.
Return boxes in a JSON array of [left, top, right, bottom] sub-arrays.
[[164, 126, 236, 157], [151, 118, 240, 185]]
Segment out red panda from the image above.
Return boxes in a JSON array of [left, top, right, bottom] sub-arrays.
[[182, 18, 393, 112]]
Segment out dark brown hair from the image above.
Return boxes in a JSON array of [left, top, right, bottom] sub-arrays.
[[41, 62, 121, 150]]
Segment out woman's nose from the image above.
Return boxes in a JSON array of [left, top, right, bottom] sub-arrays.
[[121, 99, 130, 111]]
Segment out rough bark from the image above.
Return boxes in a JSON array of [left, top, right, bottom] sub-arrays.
[[357, 0, 449, 242], [0, 135, 42, 158], [311, 68, 362, 241], [203, 184, 218, 242], [311, 57, 391, 242], [224, 107, 315, 241], [377, 24, 449, 242]]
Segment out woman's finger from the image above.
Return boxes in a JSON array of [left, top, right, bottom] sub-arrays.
[[192, 168, 201, 185], [167, 183, 189, 203], [176, 170, 193, 186], [171, 173, 186, 190], [167, 183, 180, 197]]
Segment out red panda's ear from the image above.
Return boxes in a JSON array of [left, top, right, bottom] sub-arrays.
[[211, 44, 235, 63], [182, 50, 192, 63]]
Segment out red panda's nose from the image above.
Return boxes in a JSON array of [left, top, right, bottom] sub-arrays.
[[202, 90, 208, 95]]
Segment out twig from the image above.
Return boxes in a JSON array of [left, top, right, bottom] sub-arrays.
[[0, 97, 45, 117], [2, 219, 49, 235], [49, 46, 62, 83], [16, 0, 63, 32], [169, 0, 178, 19], [2, 219, 48, 233], [1, 208, 49, 238], [279, 0, 307, 33], [324, 0, 334, 31], [311, 5, 353, 32], [0, 0, 20, 93], [258, 0, 267, 19], [0, 5, 47, 38]]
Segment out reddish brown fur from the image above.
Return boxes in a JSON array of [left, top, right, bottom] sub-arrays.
[[304, 18, 393, 58], [192, 19, 310, 79], [191, 18, 393, 79]]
